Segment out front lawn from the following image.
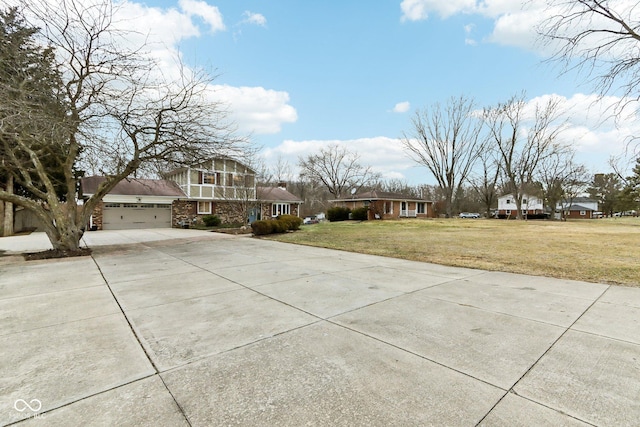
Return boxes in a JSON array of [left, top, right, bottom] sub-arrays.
[[265, 218, 640, 287]]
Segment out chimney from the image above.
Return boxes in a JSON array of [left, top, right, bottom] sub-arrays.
[[278, 181, 287, 190]]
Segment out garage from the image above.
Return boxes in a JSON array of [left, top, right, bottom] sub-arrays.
[[102, 203, 172, 230]]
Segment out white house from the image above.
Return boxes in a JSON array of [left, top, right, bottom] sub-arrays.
[[497, 194, 545, 218]]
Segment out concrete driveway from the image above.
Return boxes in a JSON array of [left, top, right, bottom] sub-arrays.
[[1, 229, 639, 426]]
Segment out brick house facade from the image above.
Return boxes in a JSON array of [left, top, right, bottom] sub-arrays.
[[331, 191, 434, 220]]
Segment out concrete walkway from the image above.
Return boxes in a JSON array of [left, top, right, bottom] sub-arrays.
[[1, 230, 639, 426]]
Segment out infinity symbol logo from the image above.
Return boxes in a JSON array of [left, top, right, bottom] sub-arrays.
[[14, 399, 42, 412]]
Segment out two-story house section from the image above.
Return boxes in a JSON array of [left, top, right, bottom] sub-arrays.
[[496, 194, 546, 219], [164, 158, 257, 225]]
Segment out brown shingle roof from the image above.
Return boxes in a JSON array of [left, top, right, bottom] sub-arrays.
[[81, 176, 186, 197], [332, 190, 430, 202], [257, 186, 303, 203]]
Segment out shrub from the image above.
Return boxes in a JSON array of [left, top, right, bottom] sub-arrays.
[[327, 206, 351, 222], [251, 220, 273, 236], [202, 214, 221, 227], [278, 215, 303, 230], [271, 219, 288, 233], [350, 207, 369, 221]]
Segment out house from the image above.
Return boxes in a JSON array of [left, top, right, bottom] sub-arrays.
[[556, 197, 599, 219], [496, 194, 546, 219], [257, 184, 303, 220], [330, 190, 434, 220], [82, 157, 303, 230]]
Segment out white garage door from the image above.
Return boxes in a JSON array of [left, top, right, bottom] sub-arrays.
[[103, 203, 172, 230]]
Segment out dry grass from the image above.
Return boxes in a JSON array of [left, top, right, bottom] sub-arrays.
[[266, 218, 640, 287]]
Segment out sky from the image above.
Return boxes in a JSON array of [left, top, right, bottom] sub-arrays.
[[25, 0, 640, 184]]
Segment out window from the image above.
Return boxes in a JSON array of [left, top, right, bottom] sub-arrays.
[[417, 203, 426, 214], [227, 173, 233, 186], [234, 174, 245, 187], [506, 199, 511, 204], [522, 210, 527, 216], [383, 202, 393, 214], [580, 210, 586, 216], [522, 199, 527, 204], [197, 201, 212, 214], [272, 203, 290, 217], [200, 172, 221, 185], [506, 209, 511, 215]]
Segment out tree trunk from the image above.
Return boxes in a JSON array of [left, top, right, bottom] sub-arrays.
[[0, 199, 4, 236], [43, 201, 85, 251], [3, 175, 14, 236]]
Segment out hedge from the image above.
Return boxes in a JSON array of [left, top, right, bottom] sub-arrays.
[[327, 206, 351, 222], [278, 215, 303, 230], [350, 207, 369, 221], [251, 220, 273, 236], [251, 216, 303, 236], [202, 214, 221, 227]]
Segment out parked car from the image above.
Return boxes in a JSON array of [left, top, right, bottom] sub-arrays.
[[459, 212, 481, 219], [303, 216, 319, 224]]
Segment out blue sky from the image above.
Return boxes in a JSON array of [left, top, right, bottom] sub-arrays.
[[68, 0, 640, 183]]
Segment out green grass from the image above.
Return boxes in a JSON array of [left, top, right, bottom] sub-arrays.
[[266, 218, 640, 287]]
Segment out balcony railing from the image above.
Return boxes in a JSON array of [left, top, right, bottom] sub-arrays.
[[400, 209, 417, 217]]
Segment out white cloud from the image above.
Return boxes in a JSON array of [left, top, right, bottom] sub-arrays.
[[212, 85, 297, 134], [399, 0, 547, 50], [523, 93, 639, 172], [463, 23, 477, 45], [400, 0, 477, 21], [263, 137, 416, 181], [392, 101, 411, 113], [401, 0, 640, 57], [242, 11, 267, 27], [178, 0, 225, 32]]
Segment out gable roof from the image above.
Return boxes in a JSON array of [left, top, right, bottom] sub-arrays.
[[332, 190, 430, 202], [81, 176, 186, 197], [568, 197, 598, 204], [257, 186, 303, 203], [564, 204, 596, 211]]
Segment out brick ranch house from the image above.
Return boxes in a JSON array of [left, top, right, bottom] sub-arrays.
[[81, 158, 302, 230], [330, 190, 434, 220], [556, 197, 599, 219]]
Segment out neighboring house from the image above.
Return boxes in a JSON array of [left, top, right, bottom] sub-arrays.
[[496, 194, 545, 218], [556, 197, 599, 219], [81, 158, 303, 230], [81, 176, 185, 230], [331, 190, 434, 220], [257, 184, 303, 221]]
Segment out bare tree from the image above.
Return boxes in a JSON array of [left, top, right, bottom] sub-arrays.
[[0, 1, 244, 251], [537, 148, 589, 219], [483, 93, 566, 219], [380, 179, 421, 198], [298, 144, 380, 199], [469, 144, 501, 218], [538, 1, 640, 122], [401, 95, 484, 217]]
